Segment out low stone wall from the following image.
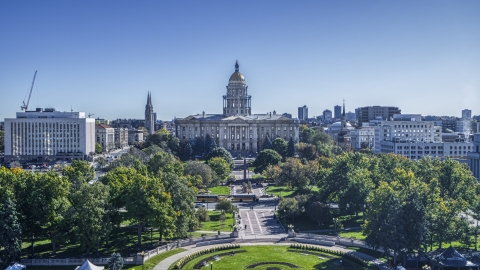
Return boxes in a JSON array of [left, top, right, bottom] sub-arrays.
[[291, 238, 335, 246], [21, 234, 237, 266], [196, 238, 235, 247]]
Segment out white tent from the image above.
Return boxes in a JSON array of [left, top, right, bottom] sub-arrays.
[[5, 263, 26, 270], [74, 260, 104, 270]]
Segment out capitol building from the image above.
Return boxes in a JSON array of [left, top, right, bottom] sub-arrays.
[[174, 61, 299, 156]]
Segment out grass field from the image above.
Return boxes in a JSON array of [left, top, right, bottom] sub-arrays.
[[171, 245, 375, 270], [198, 211, 235, 232], [208, 186, 230, 195], [265, 186, 296, 197]]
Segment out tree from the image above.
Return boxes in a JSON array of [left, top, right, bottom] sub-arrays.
[[262, 134, 272, 150], [183, 143, 193, 160], [96, 156, 107, 169], [95, 142, 103, 154], [299, 125, 315, 144], [205, 134, 214, 155], [262, 165, 282, 185], [0, 199, 22, 268], [272, 137, 288, 158], [108, 252, 124, 270], [196, 207, 210, 223], [125, 174, 175, 244], [306, 201, 331, 226], [215, 198, 233, 214], [206, 147, 234, 170], [287, 137, 295, 158], [69, 182, 109, 255], [193, 137, 205, 156], [208, 157, 232, 181], [252, 149, 282, 174], [184, 160, 219, 189], [278, 197, 300, 221], [296, 143, 318, 161]]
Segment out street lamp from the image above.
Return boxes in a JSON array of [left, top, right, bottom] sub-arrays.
[[141, 251, 145, 270], [210, 261, 213, 270], [333, 218, 338, 236]]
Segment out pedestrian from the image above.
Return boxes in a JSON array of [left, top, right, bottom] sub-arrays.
[[245, 224, 247, 229]]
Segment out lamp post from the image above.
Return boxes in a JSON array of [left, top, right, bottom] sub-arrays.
[[210, 261, 213, 270], [141, 251, 145, 270], [333, 218, 338, 236]]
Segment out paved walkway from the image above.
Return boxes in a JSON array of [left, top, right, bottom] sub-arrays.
[[153, 239, 389, 270], [238, 209, 284, 236]]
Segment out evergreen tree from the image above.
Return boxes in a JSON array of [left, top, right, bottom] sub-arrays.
[[262, 134, 272, 150], [108, 252, 124, 270], [287, 137, 295, 157], [0, 199, 22, 268], [183, 143, 193, 160], [204, 135, 213, 155]]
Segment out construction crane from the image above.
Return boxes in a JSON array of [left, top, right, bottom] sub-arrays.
[[88, 113, 95, 118], [21, 70, 37, 111]]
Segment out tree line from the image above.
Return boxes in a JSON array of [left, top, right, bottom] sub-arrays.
[[0, 131, 235, 266], [254, 125, 480, 258]]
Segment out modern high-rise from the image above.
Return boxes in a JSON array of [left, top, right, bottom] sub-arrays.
[[4, 108, 95, 163], [298, 105, 308, 121], [145, 92, 154, 135], [323, 109, 333, 123], [356, 106, 401, 124], [334, 105, 341, 120]]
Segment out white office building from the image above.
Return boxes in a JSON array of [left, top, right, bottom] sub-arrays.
[[468, 133, 480, 179], [4, 108, 95, 163], [373, 116, 473, 160], [350, 127, 375, 150]]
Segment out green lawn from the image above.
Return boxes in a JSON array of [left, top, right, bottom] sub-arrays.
[[172, 245, 374, 270], [340, 229, 366, 240], [265, 186, 296, 197], [197, 211, 235, 232], [208, 186, 230, 195], [20, 225, 185, 259]]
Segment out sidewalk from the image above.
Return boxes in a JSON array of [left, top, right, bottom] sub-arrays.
[[153, 240, 389, 270]]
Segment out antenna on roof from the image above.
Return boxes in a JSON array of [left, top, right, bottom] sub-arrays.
[[71, 106, 73, 112]]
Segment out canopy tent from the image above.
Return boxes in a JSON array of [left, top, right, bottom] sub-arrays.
[[75, 260, 104, 270], [429, 246, 479, 269], [438, 246, 468, 268], [5, 263, 26, 270]]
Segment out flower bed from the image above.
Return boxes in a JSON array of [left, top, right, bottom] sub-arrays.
[[246, 262, 299, 268], [174, 243, 241, 269], [290, 243, 369, 267]]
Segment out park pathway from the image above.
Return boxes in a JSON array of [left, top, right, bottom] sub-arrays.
[[153, 241, 389, 270], [239, 209, 283, 236]]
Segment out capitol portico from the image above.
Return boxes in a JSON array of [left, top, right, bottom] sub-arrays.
[[174, 61, 299, 155]]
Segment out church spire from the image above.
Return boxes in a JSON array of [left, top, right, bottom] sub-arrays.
[[342, 99, 345, 117], [235, 60, 239, 72]]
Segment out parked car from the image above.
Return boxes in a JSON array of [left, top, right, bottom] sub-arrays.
[[195, 203, 207, 208]]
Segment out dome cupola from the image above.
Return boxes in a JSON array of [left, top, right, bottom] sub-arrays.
[[229, 60, 245, 82]]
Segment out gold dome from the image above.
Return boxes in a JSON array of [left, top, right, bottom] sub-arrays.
[[229, 71, 245, 82], [229, 60, 245, 82]]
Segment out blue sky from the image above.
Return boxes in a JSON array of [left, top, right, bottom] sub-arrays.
[[1, 1, 479, 121]]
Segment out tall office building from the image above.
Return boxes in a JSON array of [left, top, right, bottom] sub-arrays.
[[145, 92, 154, 135], [462, 109, 472, 120], [356, 106, 401, 124], [334, 105, 341, 120], [298, 105, 308, 120], [323, 109, 333, 123], [4, 108, 95, 163]]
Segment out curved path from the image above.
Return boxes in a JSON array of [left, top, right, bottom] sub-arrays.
[[153, 240, 389, 270]]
